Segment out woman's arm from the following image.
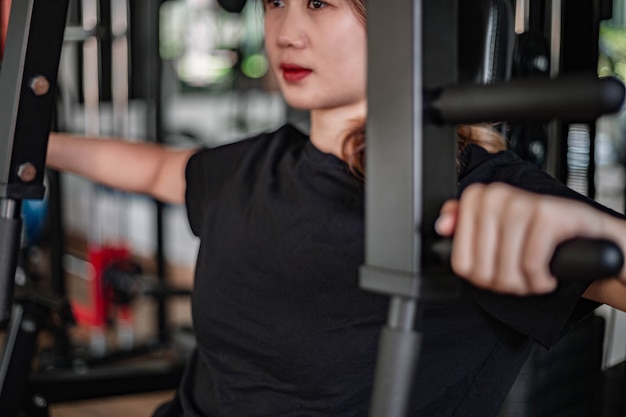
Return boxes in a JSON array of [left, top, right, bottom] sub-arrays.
[[47, 132, 198, 204], [436, 182, 626, 311]]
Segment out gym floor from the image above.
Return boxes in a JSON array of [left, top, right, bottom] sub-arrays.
[[49, 390, 174, 417]]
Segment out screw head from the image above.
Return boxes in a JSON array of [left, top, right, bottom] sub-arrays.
[[32, 395, 47, 408], [29, 76, 50, 96], [17, 162, 37, 182]]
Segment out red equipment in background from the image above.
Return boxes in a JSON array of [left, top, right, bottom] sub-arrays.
[[68, 243, 137, 354], [0, 0, 11, 60], [72, 245, 131, 327]]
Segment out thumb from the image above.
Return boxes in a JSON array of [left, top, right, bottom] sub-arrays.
[[435, 200, 459, 236]]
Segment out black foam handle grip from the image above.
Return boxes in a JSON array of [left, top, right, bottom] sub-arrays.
[[430, 75, 625, 124], [549, 238, 624, 282]]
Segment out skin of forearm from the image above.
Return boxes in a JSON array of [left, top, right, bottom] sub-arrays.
[[584, 279, 626, 312], [47, 133, 194, 204], [582, 213, 626, 311]]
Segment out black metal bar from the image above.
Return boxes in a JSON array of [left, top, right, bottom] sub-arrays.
[[0, 0, 70, 327], [0, 0, 69, 199], [24, 361, 184, 404], [429, 75, 625, 125], [46, 169, 73, 366], [0, 201, 21, 324], [134, 0, 169, 346]]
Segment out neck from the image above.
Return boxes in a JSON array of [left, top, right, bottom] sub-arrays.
[[309, 101, 366, 160]]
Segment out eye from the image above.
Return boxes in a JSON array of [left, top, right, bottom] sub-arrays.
[[308, 0, 328, 9], [265, 0, 285, 8]]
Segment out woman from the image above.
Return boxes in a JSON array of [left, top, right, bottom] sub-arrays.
[[48, 0, 626, 415]]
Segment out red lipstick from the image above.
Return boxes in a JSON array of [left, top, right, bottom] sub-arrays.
[[280, 63, 312, 82]]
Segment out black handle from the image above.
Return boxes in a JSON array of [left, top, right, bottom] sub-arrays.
[[550, 238, 624, 282], [429, 75, 625, 124], [432, 237, 624, 282]]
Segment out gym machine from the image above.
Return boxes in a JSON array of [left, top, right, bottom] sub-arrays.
[[360, 0, 625, 417], [510, 0, 612, 198], [0, 0, 71, 415], [0, 0, 625, 417]]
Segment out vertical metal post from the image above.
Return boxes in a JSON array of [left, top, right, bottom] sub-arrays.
[[82, 0, 100, 138], [0, 0, 69, 325], [545, 0, 564, 180], [111, 0, 129, 139], [361, 0, 458, 416], [0, 0, 69, 414], [144, 0, 169, 346]]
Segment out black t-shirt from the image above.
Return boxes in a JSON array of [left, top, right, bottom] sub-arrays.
[[157, 124, 607, 417]]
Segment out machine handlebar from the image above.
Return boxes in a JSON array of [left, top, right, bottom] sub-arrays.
[[433, 237, 624, 283]]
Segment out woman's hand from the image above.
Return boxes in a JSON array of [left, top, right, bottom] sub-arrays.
[[435, 182, 626, 297]]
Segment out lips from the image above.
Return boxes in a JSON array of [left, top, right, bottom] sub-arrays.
[[280, 63, 312, 82]]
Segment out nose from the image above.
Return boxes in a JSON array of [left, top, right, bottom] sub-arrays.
[[278, 32, 306, 48], [278, 36, 306, 48], [275, 8, 307, 48]]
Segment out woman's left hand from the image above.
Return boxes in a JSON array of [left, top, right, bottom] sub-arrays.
[[435, 182, 626, 297]]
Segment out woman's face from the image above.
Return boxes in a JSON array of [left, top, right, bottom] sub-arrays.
[[264, 0, 367, 111]]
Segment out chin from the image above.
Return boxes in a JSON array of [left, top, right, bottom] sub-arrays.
[[282, 95, 316, 111]]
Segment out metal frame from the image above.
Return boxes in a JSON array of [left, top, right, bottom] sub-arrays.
[[0, 2, 183, 416], [0, 2, 70, 415], [0, 1, 624, 416], [0, 0, 69, 325], [361, 1, 458, 416], [362, 1, 623, 416]]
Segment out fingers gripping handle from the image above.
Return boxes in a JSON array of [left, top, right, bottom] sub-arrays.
[[549, 238, 624, 282], [433, 237, 624, 283]]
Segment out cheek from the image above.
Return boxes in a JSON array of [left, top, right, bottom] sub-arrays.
[[263, 19, 279, 64], [332, 44, 366, 90], [332, 31, 366, 73], [263, 36, 275, 63]]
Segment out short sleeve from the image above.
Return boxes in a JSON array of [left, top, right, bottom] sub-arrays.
[[185, 147, 213, 237], [184, 136, 263, 237], [184, 129, 291, 237]]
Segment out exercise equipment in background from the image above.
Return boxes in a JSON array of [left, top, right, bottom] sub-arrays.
[[1, 1, 625, 417], [0, 1, 186, 416]]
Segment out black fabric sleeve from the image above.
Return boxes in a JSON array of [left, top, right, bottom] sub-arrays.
[[457, 144, 624, 349], [184, 133, 269, 237], [185, 147, 213, 237], [185, 130, 284, 237]]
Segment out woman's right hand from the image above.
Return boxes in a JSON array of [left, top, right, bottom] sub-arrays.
[[435, 182, 626, 302]]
